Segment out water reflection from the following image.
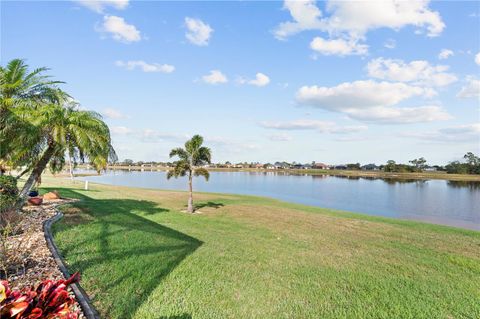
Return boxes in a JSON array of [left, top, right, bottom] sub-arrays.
[[447, 180, 480, 189]]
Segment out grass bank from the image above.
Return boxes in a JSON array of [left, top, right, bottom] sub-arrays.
[[43, 177, 480, 319]]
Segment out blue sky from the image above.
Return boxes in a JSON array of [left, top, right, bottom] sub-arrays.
[[2, 0, 479, 164]]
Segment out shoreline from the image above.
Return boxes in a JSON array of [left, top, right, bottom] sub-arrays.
[[72, 165, 480, 182], [45, 176, 480, 232]]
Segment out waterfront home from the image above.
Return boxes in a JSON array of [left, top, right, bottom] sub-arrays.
[[312, 162, 329, 169], [274, 162, 291, 169], [361, 164, 380, 171]]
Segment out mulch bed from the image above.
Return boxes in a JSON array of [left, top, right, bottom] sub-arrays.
[[3, 198, 85, 318]]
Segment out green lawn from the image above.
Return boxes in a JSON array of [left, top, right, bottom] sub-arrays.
[[44, 177, 480, 319]]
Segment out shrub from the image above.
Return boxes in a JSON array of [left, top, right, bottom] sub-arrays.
[[0, 272, 80, 318], [0, 176, 18, 214]]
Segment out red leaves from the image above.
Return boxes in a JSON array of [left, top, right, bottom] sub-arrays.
[[0, 273, 80, 318]]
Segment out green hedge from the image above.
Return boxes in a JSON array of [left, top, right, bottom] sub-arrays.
[[0, 175, 19, 213]]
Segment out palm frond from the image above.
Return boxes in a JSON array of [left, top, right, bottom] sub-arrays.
[[193, 167, 210, 181]]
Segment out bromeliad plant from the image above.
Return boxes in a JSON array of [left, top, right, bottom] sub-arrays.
[[0, 273, 80, 318]]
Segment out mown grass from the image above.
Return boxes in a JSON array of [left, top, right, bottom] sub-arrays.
[[43, 177, 480, 319]]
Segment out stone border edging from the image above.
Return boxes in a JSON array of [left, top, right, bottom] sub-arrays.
[[43, 211, 101, 319]]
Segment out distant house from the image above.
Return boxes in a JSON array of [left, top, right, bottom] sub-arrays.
[[274, 161, 290, 169], [292, 164, 304, 169], [334, 165, 348, 170], [361, 163, 380, 171], [312, 162, 329, 170], [303, 164, 312, 170], [424, 166, 437, 172], [264, 163, 275, 169]]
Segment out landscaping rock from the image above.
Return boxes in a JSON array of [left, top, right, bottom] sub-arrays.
[[4, 199, 85, 318], [43, 191, 61, 200]]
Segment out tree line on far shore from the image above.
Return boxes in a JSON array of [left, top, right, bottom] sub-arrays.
[[383, 153, 480, 174], [114, 152, 480, 175]]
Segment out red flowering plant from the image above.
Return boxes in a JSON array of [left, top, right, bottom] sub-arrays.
[[0, 272, 80, 318]]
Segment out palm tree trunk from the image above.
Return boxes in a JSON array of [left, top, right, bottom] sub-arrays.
[[187, 172, 194, 213], [68, 153, 74, 180], [16, 144, 56, 206]]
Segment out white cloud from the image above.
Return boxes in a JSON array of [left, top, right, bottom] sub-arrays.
[[185, 17, 213, 46], [111, 126, 133, 135], [475, 52, 480, 66], [115, 60, 174, 73], [457, 77, 480, 98], [75, 0, 128, 13], [239, 73, 271, 87], [334, 136, 368, 142], [268, 133, 293, 141], [402, 123, 480, 142], [274, 0, 444, 56], [295, 80, 451, 124], [366, 58, 457, 87], [103, 108, 127, 119], [330, 125, 369, 134], [297, 80, 434, 111], [202, 70, 228, 85], [274, 0, 323, 40], [205, 136, 260, 153], [347, 105, 451, 124], [249, 73, 271, 87], [310, 37, 368, 56], [141, 130, 189, 143], [260, 119, 368, 133], [262, 119, 335, 131], [384, 38, 396, 49], [98, 15, 141, 43], [438, 49, 454, 60], [323, 0, 445, 38]]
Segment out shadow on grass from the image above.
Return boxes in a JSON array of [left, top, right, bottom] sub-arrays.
[[45, 187, 201, 319], [195, 201, 225, 210]]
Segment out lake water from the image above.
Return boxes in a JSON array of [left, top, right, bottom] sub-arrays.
[[77, 170, 480, 231]]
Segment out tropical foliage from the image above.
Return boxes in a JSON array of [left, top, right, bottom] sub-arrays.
[[0, 176, 18, 215], [0, 273, 80, 318], [0, 59, 66, 174], [16, 103, 117, 199], [167, 135, 211, 213], [0, 59, 116, 206]]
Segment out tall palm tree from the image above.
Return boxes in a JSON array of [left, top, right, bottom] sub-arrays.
[[0, 59, 66, 174], [17, 103, 117, 200], [167, 135, 211, 213]]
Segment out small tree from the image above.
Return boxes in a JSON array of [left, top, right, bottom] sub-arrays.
[[463, 152, 480, 174], [384, 160, 397, 172], [167, 135, 211, 213], [409, 157, 427, 172], [124, 159, 134, 165]]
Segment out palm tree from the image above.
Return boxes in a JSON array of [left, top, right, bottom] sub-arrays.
[[167, 135, 211, 213], [17, 103, 117, 200], [0, 59, 65, 174]]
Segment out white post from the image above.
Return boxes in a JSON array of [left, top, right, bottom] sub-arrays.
[[84, 180, 89, 190]]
